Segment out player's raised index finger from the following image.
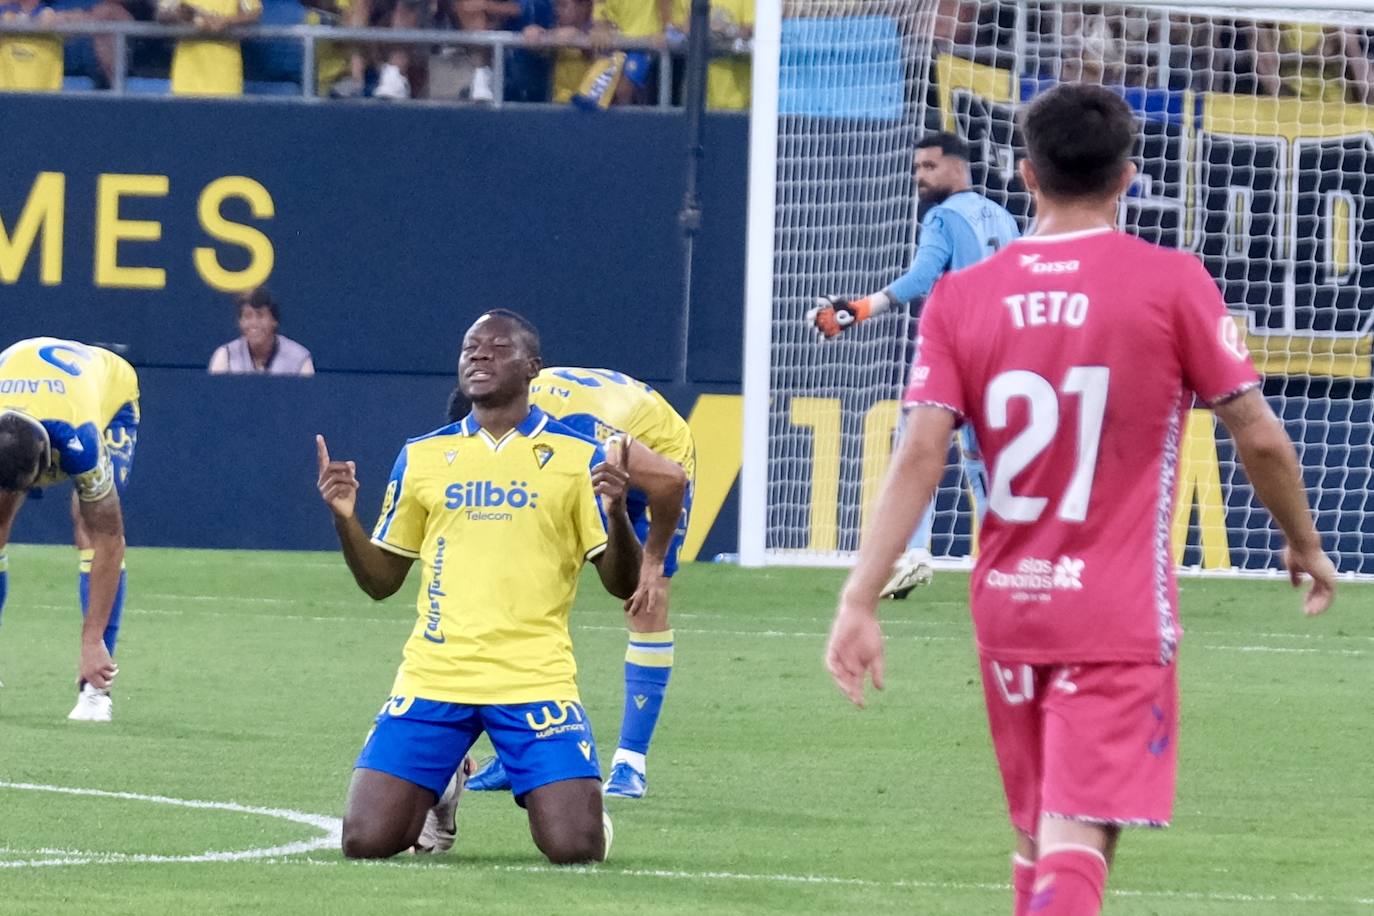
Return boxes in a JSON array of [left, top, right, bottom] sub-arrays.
[[315, 434, 331, 471]]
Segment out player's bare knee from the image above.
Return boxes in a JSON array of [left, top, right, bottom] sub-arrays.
[[536, 820, 604, 865], [340, 819, 410, 859]]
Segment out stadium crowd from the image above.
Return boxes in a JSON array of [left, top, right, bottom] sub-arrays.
[[0, 0, 753, 104], [936, 0, 1374, 102]]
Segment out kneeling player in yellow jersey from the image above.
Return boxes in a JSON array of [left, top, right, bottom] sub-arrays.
[[316, 311, 645, 863], [462, 365, 693, 799], [0, 338, 138, 722]]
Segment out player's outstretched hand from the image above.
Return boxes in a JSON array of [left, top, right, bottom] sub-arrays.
[[825, 599, 885, 708], [807, 296, 860, 339], [1282, 541, 1337, 616], [592, 434, 632, 515], [316, 434, 359, 519], [79, 639, 118, 691]]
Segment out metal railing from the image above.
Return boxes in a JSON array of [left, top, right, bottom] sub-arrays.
[[0, 19, 752, 106]]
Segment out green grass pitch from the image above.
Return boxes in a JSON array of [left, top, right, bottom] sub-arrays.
[[0, 544, 1370, 914]]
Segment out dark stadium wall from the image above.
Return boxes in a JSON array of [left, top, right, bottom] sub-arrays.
[[1, 96, 749, 558], [0, 95, 747, 385]]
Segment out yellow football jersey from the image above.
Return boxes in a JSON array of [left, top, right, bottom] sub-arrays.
[[552, 48, 588, 103], [167, 0, 260, 96], [529, 367, 695, 478], [593, 0, 660, 39], [670, 0, 752, 110], [0, 337, 139, 501], [370, 407, 609, 705], [0, 6, 62, 93]]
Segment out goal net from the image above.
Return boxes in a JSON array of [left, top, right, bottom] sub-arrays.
[[741, 0, 1374, 575]]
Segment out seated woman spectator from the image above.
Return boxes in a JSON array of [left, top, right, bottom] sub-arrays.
[[208, 287, 315, 376]]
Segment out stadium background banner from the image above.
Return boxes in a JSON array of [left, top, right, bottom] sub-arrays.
[[2, 91, 1371, 570], [0, 95, 748, 560]]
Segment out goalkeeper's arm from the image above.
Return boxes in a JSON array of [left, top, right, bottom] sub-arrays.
[[806, 292, 898, 339], [808, 212, 954, 338]]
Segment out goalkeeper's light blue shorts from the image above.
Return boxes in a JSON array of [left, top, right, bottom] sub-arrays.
[[356, 697, 601, 800]]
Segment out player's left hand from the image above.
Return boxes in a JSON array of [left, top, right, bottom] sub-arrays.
[[592, 434, 632, 514], [1283, 541, 1338, 615], [79, 639, 118, 691], [825, 599, 885, 708]]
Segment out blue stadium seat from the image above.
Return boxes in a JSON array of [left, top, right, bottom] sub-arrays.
[[124, 76, 171, 95], [62, 75, 97, 91], [245, 79, 303, 96], [242, 0, 306, 88], [778, 17, 903, 119]]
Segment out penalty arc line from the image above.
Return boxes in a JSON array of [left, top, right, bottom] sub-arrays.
[[0, 782, 342, 869]]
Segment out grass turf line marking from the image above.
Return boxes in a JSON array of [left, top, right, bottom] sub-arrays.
[[0, 782, 341, 869], [28, 605, 1368, 656], [268, 859, 1374, 908]]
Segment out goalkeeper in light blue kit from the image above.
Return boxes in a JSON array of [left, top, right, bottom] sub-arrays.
[[808, 133, 1020, 598]]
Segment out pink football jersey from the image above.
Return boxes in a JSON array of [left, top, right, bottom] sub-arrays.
[[904, 228, 1260, 665]]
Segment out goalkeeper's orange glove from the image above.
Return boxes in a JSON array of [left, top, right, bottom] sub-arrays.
[[807, 295, 873, 339]]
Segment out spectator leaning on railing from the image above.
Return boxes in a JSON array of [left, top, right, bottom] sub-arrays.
[[522, 0, 590, 102], [670, 0, 751, 110], [157, 0, 263, 95], [453, 0, 552, 103], [1253, 21, 1373, 104], [0, 0, 130, 92], [573, 0, 664, 107], [0, 0, 63, 91]]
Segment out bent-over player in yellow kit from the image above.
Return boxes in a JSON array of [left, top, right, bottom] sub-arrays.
[[463, 365, 693, 799], [317, 311, 643, 863], [0, 337, 139, 723]]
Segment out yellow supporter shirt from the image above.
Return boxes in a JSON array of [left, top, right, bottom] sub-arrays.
[[310, 0, 348, 96], [552, 48, 588, 103], [370, 407, 610, 705], [593, 0, 660, 39], [529, 367, 695, 479], [0, 5, 62, 92], [167, 0, 261, 96], [672, 0, 751, 109], [0, 337, 140, 500]]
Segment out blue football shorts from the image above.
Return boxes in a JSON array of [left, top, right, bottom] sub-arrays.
[[355, 696, 601, 799], [627, 473, 694, 578]]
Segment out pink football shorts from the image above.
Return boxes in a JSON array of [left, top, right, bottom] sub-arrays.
[[978, 656, 1179, 833]]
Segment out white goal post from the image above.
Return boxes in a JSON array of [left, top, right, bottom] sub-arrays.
[[741, 0, 1374, 576]]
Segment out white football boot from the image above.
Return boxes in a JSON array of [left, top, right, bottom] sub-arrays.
[[68, 684, 113, 722], [880, 549, 935, 600], [413, 758, 471, 854]]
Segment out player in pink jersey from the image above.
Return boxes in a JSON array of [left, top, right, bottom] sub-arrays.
[[825, 83, 1337, 916]]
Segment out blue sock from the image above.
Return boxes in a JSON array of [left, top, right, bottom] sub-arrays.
[[79, 550, 125, 656], [0, 551, 8, 628], [618, 630, 673, 763]]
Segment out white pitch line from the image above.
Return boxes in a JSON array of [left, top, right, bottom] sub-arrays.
[[24, 606, 1369, 655], [264, 858, 1374, 908], [0, 782, 341, 869]]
